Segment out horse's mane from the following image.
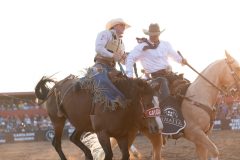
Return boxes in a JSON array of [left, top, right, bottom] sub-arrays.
[[192, 59, 226, 84], [201, 59, 223, 74], [113, 78, 153, 99]]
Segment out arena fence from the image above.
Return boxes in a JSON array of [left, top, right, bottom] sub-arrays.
[[0, 119, 240, 144]]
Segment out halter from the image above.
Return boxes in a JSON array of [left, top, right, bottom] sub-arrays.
[[140, 97, 161, 118]]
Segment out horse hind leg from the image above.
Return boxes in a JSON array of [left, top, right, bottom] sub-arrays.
[[195, 137, 219, 160], [195, 143, 208, 160], [96, 131, 113, 160], [187, 131, 219, 160], [115, 136, 130, 160], [70, 130, 93, 160], [52, 119, 67, 160]]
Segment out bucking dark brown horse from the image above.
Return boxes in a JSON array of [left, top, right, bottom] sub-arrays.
[[35, 74, 162, 160]]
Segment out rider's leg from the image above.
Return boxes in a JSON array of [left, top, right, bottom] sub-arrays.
[[157, 77, 170, 103]]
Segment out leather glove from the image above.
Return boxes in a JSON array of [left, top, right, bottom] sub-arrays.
[[113, 53, 121, 61]]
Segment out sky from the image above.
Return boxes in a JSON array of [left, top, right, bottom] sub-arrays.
[[1, 0, 240, 92]]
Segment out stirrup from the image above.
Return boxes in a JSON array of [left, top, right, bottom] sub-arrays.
[[167, 132, 183, 140], [171, 132, 183, 140]]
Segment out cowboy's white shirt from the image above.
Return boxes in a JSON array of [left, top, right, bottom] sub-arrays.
[[125, 40, 182, 77], [95, 29, 124, 58], [95, 29, 114, 57]]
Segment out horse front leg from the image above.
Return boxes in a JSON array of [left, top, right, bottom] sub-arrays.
[[116, 136, 130, 160], [141, 128, 163, 160], [70, 130, 93, 160], [97, 130, 113, 160], [128, 128, 142, 159]]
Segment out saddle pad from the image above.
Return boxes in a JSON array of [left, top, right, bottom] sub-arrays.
[[160, 96, 186, 135]]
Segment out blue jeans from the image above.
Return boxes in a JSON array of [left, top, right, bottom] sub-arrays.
[[154, 77, 170, 103], [91, 63, 126, 110]]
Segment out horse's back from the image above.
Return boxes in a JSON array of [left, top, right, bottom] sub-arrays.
[[59, 80, 93, 129]]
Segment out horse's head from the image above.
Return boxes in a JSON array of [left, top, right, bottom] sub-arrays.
[[221, 51, 240, 96], [114, 78, 162, 134]]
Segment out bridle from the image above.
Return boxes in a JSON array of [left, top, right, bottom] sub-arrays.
[[225, 58, 240, 93]]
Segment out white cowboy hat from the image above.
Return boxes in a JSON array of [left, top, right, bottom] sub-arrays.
[[143, 23, 165, 36], [106, 18, 131, 30]]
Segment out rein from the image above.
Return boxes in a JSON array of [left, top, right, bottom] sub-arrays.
[[178, 51, 227, 95], [177, 52, 240, 132]]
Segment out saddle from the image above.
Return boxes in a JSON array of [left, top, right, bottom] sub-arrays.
[[154, 72, 191, 101], [151, 73, 191, 138], [168, 73, 191, 102]]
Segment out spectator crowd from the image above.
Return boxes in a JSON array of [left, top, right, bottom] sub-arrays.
[[0, 94, 240, 134], [215, 94, 240, 120], [0, 99, 52, 133]]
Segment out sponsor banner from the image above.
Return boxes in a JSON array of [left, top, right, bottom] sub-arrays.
[[0, 119, 237, 144], [68, 127, 75, 137], [0, 139, 6, 143], [0, 133, 6, 143], [230, 119, 240, 130], [213, 120, 221, 130], [45, 129, 55, 141], [13, 132, 35, 142]]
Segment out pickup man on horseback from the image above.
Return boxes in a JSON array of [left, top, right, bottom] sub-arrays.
[[125, 23, 188, 139], [126, 23, 187, 104]]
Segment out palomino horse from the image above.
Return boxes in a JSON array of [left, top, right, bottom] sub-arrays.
[[35, 74, 162, 160], [144, 52, 240, 160]]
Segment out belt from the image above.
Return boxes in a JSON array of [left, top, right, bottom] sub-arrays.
[[150, 69, 168, 78], [94, 56, 115, 67]]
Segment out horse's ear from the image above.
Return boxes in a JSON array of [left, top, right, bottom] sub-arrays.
[[225, 50, 233, 60], [225, 50, 236, 64], [136, 80, 150, 93], [179, 73, 184, 80], [150, 82, 161, 92]]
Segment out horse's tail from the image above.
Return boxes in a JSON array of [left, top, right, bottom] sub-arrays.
[[35, 76, 56, 100]]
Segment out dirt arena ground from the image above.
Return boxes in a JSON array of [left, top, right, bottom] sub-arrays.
[[0, 130, 239, 160]]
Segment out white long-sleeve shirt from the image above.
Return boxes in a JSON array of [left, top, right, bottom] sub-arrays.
[[125, 40, 182, 77], [95, 29, 115, 58]]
